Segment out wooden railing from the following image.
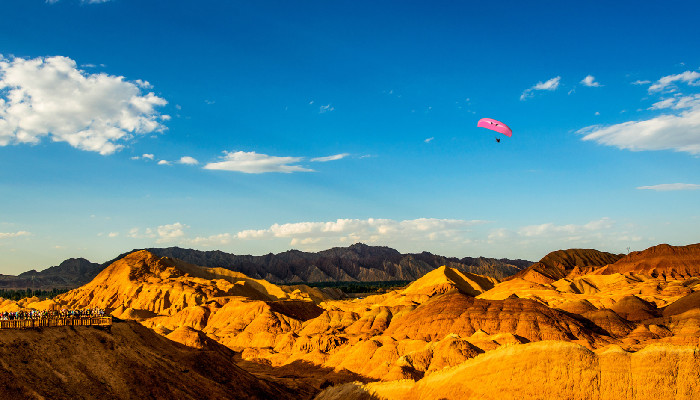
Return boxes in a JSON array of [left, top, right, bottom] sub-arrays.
[[0, 316, 112, 329]]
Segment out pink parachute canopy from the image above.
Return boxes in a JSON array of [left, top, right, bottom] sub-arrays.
[[477, 118, 512, 137]]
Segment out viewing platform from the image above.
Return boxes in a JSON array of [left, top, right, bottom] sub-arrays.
[[0, 316, 112, 329]]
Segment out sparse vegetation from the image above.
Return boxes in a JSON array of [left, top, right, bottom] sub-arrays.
[[0, 287, 69, 301], [299, 281, 411, 294]]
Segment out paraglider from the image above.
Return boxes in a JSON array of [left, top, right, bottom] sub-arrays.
[[477, 118, 512, 142]]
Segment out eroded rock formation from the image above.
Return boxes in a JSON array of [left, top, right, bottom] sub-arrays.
[[3, 242, 700, 400]]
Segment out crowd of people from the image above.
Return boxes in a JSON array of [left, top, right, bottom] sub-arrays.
[[0, 308, 105, 321]]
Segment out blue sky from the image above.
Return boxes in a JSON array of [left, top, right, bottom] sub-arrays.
[[1, 0, 699, 273]]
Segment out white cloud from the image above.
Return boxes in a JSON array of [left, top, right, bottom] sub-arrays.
[[577, 104, 700, 155], [134, 79, 152, 89], [168, 216, 637, 260], [319, 104, 334, 113], [108, 232, 119, 238], [637, 183, 700, 191], [649, 95, 700, 110], [116, 216, 649, 260], [127, 227, 155, 239], [0, 55, 168, 155], [520, 76, 561, 100], [632, 80, 651, 85], [187, 233, 234, 246], [424, 137, 434, 143], [648, 71, 700, 93], [674, 95, 700, 109], [156, 222, 187, 243], [310, 153, 349, 162], [132, 153, 155, 161], [291, 237, 322, 246], [157, 160, 170, 165], [533, 77, 561, 91], [649, 98, 677, 110], [125, 223, 188, 243], [487, 228, 513, 241], [234, 218, 486, 247], [581, 75, 602, 87], [485, 218, 623, 250], [580, 70, 700, 155], [236, 229, 268, 239], [0, 231, 30, 239], [178, 156, 199, 165], [203, 151, 313, 173], [517, 218, 614, 238]]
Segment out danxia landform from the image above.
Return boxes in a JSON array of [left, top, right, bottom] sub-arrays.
[[1, 243, 699, 399]]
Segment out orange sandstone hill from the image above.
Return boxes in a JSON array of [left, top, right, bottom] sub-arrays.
[[512, 243, 700, 285], [43, 254, 614, 381], [601, 243, 700, 278], [0, 319, 294, 400], [315, 341, 700, 400], [56, 250, 336, 313], [508, 248, 623, 284]]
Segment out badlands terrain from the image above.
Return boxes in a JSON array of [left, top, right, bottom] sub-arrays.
[[1, 243, 700, 399]]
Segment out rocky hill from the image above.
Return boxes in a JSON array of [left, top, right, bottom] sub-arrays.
[[601, 243, 700, 278], [316, 341, 700, 400], [0, 257, 102, 290], [510, 243, 700, 285], [0, 319, 295, 400], [507, 248, 624, 283], [126, 243, 530, 283], [56, 250, 338, 314]]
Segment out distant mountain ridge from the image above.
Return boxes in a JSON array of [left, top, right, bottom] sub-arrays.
[[8, 242, 700, 290], [1, 244, 530, 290], [0, 258, 102, 290], [113, 243, 531, 283]]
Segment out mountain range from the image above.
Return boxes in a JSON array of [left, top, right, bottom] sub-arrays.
[[136, 243, 531, 283], [0, 243, 531, 290], [0, 257, 102, 290]]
